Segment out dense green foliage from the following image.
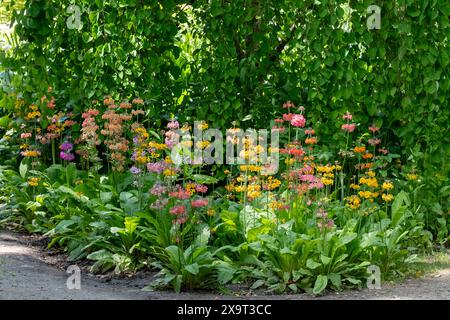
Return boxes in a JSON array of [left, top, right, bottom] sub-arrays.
[[1, 0, 449, 196]]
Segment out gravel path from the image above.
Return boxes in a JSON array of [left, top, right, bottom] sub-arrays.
[[0, 230, 449, 300]]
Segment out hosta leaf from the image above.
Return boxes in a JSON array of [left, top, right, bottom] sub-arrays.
[[313, 275, 328, 295], [19, 161, 28, 179], [87, 249, 113, 261], [185, 263, 199, 275], [328, 273, 342, 288], [306, 259, 321, 270], [250, 279, 265, 290], [320, 255, 332, 265], [288, 284, 298, 293], [191, 174, 218, 184], [216, 262, 236, 284]]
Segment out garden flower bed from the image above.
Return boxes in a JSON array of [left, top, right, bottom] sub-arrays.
[[0, 97, 433, 294]]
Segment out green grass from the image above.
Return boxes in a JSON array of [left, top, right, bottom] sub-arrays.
[[406, 250, 450, 278]]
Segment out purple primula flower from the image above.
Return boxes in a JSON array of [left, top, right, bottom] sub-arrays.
[[150, 183, 167, 196], [147, 161, 167, 174], [130, 166, 140, 174], [150, 198, 168, 210], [60, 141, 73, 152], [60, 151, 75, 161], [167, 120, 179, 129]]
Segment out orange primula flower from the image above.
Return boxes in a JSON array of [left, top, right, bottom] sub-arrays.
[[362, 152, 373, 159], [354, 146, 366, 153], [305, 137, 318, 145]]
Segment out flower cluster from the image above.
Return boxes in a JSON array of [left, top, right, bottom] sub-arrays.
[[27, 177, 40, 187], [101, 100, 131, 172], [25, 104, 41, 121], [316, 208, 334, 230], [341, 112, 356, 133], [60, 141, 75, 162], [77, 108, 101, 167]]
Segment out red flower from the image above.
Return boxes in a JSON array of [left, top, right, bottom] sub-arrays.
[[191, 199, 209, 208], [343, 112, 353, 120], [341, 123, 356, 133], [282, 113, 294, 121], [169, 205, 186, 215], [283, 101, 294, 109]]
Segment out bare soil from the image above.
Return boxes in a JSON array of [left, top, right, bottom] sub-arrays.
[[0, 230, 449, 300]]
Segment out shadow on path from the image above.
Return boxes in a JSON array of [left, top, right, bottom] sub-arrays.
[[0, 230, 449, 300]]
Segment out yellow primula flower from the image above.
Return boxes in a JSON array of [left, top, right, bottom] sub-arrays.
[[164, 156, 173, 164], [180, 140, 193, 147], [136, 156, 148, 164], [163, 168, 176, 177], [25, 111, 41, 120], [207, 208, 215, 217], [360, 177, 378, 188], [197, 121, 208, 130], [265, 178, 281, 191], [225, 184, 235, 192], [269, 200, 284, 210], [254, 145, 265, 154], [21, 150, 41, 157], [345, 195, 361, 209], [239, 165, 261, 172], [148, 141, 167, 150], [358, 190, 373, 199], [285, 158, 295, 165], [316, 165, 335, 173], [28, 177, 40, 187], [196, 141, 211, 149], [181, 124, 191, 132], [185, 183, 196, 195], [382, 182, 394, 190]]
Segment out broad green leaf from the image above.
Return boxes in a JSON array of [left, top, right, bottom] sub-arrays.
[[185, 263, 199, 275], [250, 280, 265, 290], [391, 191, 410, 227], [191, 174, 218, 185], [320, 255, 332, 266], [19, 161, 28, 179], [328, 273, 342, 288], [313, 275, 328, 295], [306, 259, 321, 270]]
